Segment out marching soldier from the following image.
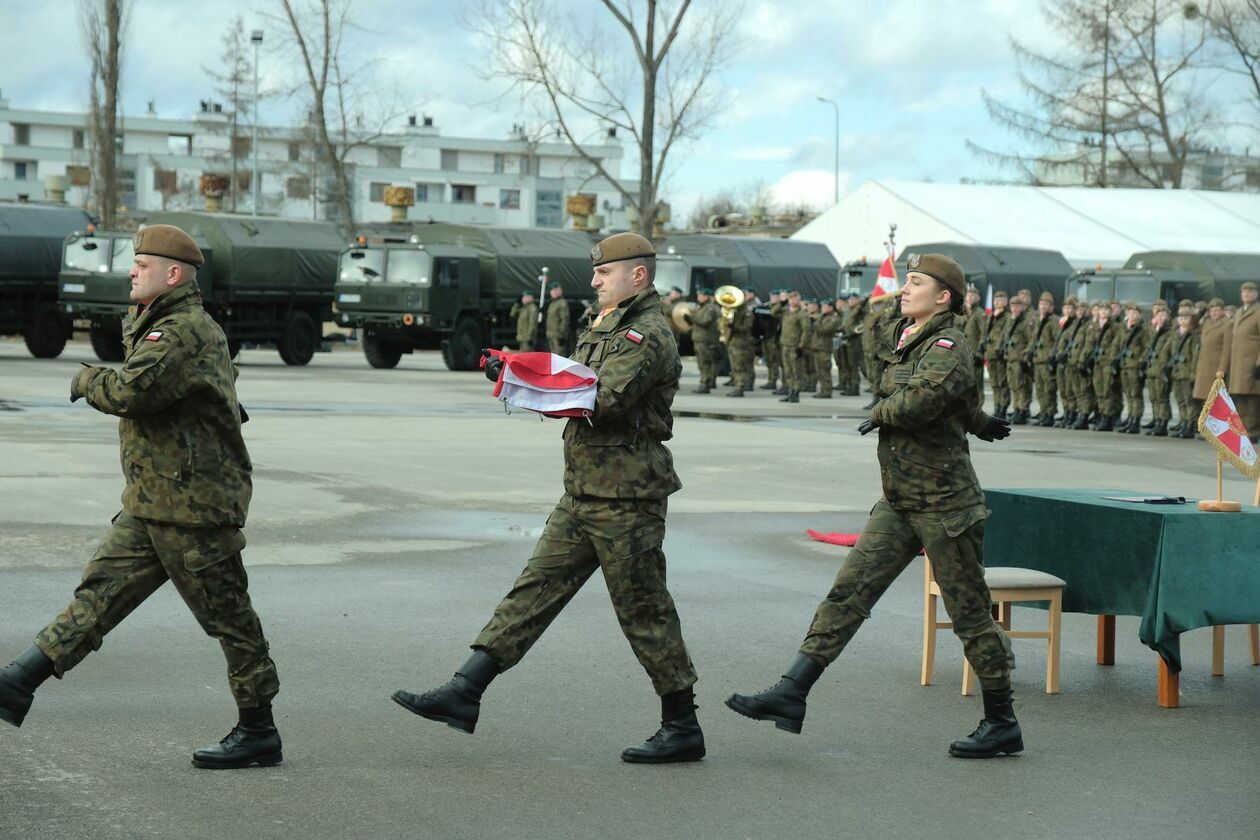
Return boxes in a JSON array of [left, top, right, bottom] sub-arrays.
[[726, 288, 757, 397], [725, 254, 1021, 759], [1116, 302, 1150, 433], [393, 232, 705, 764], [1192, 298, 1231, 437], [1220, 281, 1260, 440], [0, 225, 282, 768], [1002, 294, 1034, 425], [688, 287, 721, 393], [810, 299, 841, 398], [963, 285, 986, 403], [545, 284, 572, 357], [778, 293, 809, 403], [1143, 302, 1175, 437], [1052, 297, 1081, 427], [1030, 291, 1060, 426], [511, 293, 539, 351], [983, 291, 1011, 419], [1170, 302, 1201, 438]]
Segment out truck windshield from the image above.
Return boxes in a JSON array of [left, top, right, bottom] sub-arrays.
[[64, 237, 111, 272], [340, 249, 385, 282], [386, 249, 432, 285], [653, 258, 689, 296], [110, 238, 134, 273], [1115, 276, 1153, 304]]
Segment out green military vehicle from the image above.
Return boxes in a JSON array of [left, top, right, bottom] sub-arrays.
[[0, 202, 94, 358], [333, 224, 596, 370], [1122, 251, 1260, 306], [58, 211, 343, 365], [655, 234, 839, 301], [1065, 266, 1200, 313], [899, 242, 1073, 303]]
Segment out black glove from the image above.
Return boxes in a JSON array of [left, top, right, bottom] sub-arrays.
[[481, 348, 504, 383], [857, 419, 878, 435], [976, 415, 1012, 442]]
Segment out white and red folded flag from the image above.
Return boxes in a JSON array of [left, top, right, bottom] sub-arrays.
[[483, 349, 597, 419], [1199, 378, 1259, 478], [871, 241, 900, 299]]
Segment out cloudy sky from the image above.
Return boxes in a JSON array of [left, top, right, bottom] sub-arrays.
[[2, 0, 1057, 220]]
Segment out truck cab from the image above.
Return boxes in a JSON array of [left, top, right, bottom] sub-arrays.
[[1065, 267, 1199, 313], [652, 249, 733, 299], [58, 228, 134, 360]]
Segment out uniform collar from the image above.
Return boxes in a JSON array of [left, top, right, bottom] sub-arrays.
[[894, 310, 954, 356], [589, 286, 659, 334]]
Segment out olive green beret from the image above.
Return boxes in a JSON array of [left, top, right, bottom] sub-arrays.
[[992, 289, 1009, 300], [697, 287, 714, 295], [1065, 295, 1079, 305], [905, 252, 965, 300], [1151, 300, 1168, 311], [1208, 298, 1225, 308], [1039, 291, 1055, 303], [1124, 300, 1140, 311], [590, 232, 655, 266], [133, 224, 204, 267], [1242, 281, 1257, 292], [1178, 300, 1196, 313]]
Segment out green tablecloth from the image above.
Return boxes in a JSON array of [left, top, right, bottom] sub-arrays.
[[983, 488, 1260, 672]]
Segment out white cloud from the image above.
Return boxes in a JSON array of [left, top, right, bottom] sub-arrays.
[[770, 169, 852, 212], [730, 146, 795, 162]]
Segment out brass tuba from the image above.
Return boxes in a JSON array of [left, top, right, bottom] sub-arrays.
[[715, 285, 744, 322]]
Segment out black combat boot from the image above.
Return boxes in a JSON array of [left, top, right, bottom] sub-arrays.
[[759, 381, 777, 390], [392, 650, 498, 734], [0, 645, 55, 728], [1012, 409, 1028, 426], [1141, 418, 1155, 430], [1095, 414, 1113, 432], [727, 389, 745, 398], [724, 653, 824, 734], [1054, 412, 1069, 428], [1152, 419, 1169, 437], [1072, 412, 1092, 430], [621, 689, 706, 764], [812, 392, 832, 399], [192, 705, 283, 769], [787, 390, 800, 403], [774, 387, 789, 396], [691, 385, 711, 394], [1126, 417, 1141, 433], [1041, 412, 1056, 427], [948, 686, 1023, 758]]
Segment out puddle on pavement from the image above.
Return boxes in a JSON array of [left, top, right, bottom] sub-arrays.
[[674, 411, 762, 422], [0, 400, 22, 412]]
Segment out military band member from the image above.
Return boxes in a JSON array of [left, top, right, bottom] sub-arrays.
[[725, 254, 1020, 758], [545, 283, 572, 357], [1143, 302, 1175, 437], [726, 288, 757, 397], [0, 225, 282, 769], [688, 287, 720, 393], [393, 232, 704, 764]]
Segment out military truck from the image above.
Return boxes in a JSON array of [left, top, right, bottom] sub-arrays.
[[58, 211, 343, 365], [653, 234, 839, 301], [1065, 266, 1200, 313], [898, 242, 1073, 303], [333, 223, 596, 370], [1122, 251, 1260, 306], [0, 202, 94, 358]]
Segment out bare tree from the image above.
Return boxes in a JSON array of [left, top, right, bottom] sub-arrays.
[[467, 0, 739, 237], [1188, 1, 1260, 132], [202, 16, 257, 213], [271, 0, 412, 234], [80, 0, 126, 226]]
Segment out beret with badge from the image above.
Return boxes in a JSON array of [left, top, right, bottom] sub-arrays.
[[905, 252, 966, 300], [590, 232, 655, 266], [133, 224, 204, 267]]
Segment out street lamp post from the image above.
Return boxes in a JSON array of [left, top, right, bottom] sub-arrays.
[[251, 29, 263, 214], [816, 96, 839, 205]]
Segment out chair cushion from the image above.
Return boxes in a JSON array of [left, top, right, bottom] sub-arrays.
[[984, 567, 1066, 590]]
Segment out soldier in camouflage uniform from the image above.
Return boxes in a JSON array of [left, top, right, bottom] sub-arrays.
[[778, 293, 808, 403], [1030, 292, 1060, 426], [1170, 302, 1201, 437], [1092, 302, 1125, 431], [1070, 301, 1101, 429], [687, 287, 720, 393], [1143, 303, 1175, 437], [810, 299, 841, 398], [761, 290, 785, 391], [1116, 302, 1151, 433], [963, 285, 986, 404], [726, 291, 757, 397], [1002, 295, 1034, 425], [726, 254, 1021, 759], [545, 284, 572, 357], [836, 294, 863, 395], [511, 293, 540, 351], [1052, 298, 1081, 427], [983, 291, 1011, 420], [392, 232, 704, 764], [0, 225, 281, 769]]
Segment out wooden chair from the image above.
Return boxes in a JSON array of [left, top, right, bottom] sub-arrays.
[[921, 556, 1065, 695], [1210, 624, 1260, 676]]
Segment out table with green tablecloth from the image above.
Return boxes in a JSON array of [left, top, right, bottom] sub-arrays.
[[983, 488, 1260, 707]]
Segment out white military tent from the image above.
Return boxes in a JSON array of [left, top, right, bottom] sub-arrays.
[[793, 179, 1260, 269]]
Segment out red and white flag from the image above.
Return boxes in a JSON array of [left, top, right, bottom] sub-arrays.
[[871, 241, 900, 299], [484, 349, 597, 419], [1199, 378, 1259, 478]]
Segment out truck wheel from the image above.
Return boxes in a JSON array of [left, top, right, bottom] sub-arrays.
[[90, 326, 125, 362], [279, 311, 318, 366], [362, 333, 402, 369], [23, 304, 69, 359], [443, 317, 482, 371]]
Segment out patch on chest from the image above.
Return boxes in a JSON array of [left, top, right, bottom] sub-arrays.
[[625, 329, 644, 344], [144, 331, 163, 342]]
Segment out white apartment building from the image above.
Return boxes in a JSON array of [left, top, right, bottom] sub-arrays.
[[1035, 144, 1260, 192], [0, 95, 634, 230]]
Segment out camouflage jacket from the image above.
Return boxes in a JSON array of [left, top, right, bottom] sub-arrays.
[[563, 287, 681, 500], [1095, 319, 1124, 366], [727, 301, 755, 347], [870, 311, 989, 514], [779, 308, 809, 350], [983, 310, 1009, 360], [1070, 320, 1100, 368], [1147, 324, 1175, 374], [810, 313, 841, 352], [1031, 315, 1060, 364], [689, 300, 720, 344], [71, 281, 251, 528], [1053, 316, 1079, 361], [512, 302, 539, 344], [1002, 311, 1034, 362], [545, 298, 570, 339], [1119, 322, 1150, 370], [963, 309, 986, 361], [1170, 328, 1199, 381]]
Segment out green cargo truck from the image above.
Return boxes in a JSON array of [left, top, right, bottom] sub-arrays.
[[898, 242, 1073, 303], [58, 211, 343, 365], [333, 223, 596, 370], [654, 234, 839, 301], [0, 202, 94, 358], [1122, 251, 1260, 306], [1065, 266, 1200, 313]]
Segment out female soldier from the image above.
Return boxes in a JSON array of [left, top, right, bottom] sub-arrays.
[[726, 253, 1021, 759]]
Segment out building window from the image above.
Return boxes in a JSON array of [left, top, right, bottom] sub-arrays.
[[288, 142, 302, 162], [1247, 169, 1260, 188], [73, 129, 85, 150], [378, 146, 402, 168], [493, 153, 505, 174], [13, 123, 30, 145], [66, 165, 90, 187], [451, 184, 476, 204], [14, 162, 30, 180], [369, 182, 389, 202], [536, 189, 563, 227], [153, 169, 177, 192], [287, 175, 311, 199], [167, 134, 192, 156], [234, 171, 251, 193], [440, 149, 459, 171], [520, 155, 534, 176], [232, 135, 252, 157], [415, 182, 442, 203], [499, 188, 521, 210]]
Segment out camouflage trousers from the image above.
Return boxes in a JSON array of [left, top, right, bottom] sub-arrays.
[[988, 360, 1009, 411], [1007, 361, 1033, 411], [1056, 363, 1075, 412], [473, 494, 698, 696], [1147, 375, 1171, 421], [800, 500, 1013, 690], [1073, 366, 1097, 415], [762, 336, 781, 388], [813, 350, 834, 395], [728, 339, 756, 390], [547, 332, 570, 358], [1093, 366, 1122, 418], [974, 360, 986, 405], [782, 347, 804, 390], [35, 511, 279, 709], [1172, 379, 1194, 426], [1034, 363, 1057, 417], [835, 346, 860, 392], [1121, 369, 1145, 421], [694, 340, 719, 387]]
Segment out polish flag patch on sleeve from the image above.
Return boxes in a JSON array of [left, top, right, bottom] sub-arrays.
[[144, 331, 163, 341], [934, 338, 955, 349], [625, 329, 644, 344]]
